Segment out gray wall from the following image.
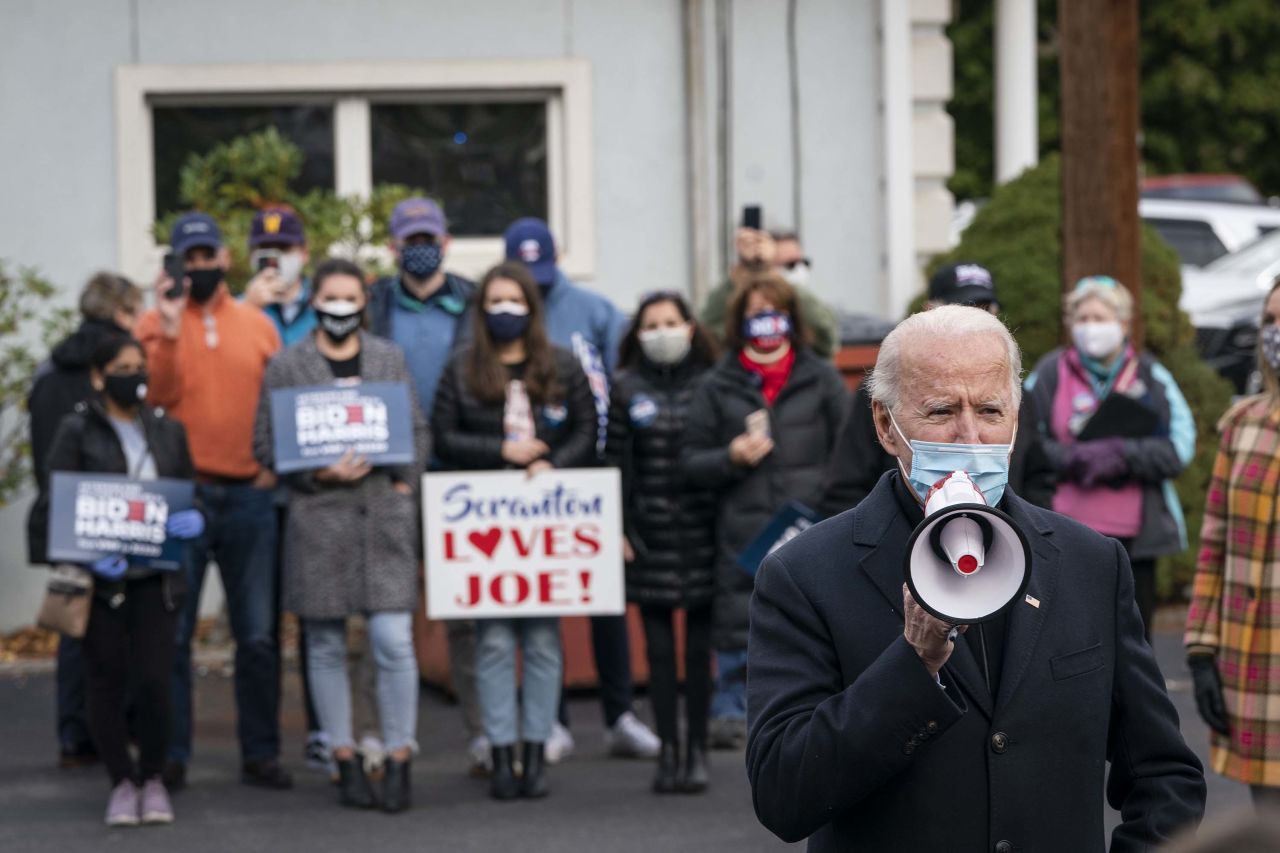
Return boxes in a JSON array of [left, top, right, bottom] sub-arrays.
[[0, 0, 884, 629]]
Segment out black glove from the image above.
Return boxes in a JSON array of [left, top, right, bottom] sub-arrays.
[[1187, 654, 1230, 736]]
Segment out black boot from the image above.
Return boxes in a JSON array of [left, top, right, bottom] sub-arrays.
[[653, 741, 680, 794], [336, 757, 376, 808], [680, 742, 709, 794], [520, 742, 549, 799], [381, 757, 411, 813], [490, 746, 520, 800]]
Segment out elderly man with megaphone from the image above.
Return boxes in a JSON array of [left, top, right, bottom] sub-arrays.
[[745, 306, 1204, 852]]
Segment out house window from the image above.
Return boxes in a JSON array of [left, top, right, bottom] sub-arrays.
[[370, 101, 548, 237], [152, 104, 335, 219], [115, 61, 594, 284]]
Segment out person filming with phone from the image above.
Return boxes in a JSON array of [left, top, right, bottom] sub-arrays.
[[681, 271, 847, 751], [135, 211, 290, 792], [241, 206, 316, 346]]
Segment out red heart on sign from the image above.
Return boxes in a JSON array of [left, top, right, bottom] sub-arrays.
[[468, 528, 502, 558]]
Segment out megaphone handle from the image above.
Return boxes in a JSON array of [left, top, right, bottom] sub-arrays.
[[946, 626, 993, 696]]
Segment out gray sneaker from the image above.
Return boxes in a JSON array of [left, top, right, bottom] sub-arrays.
[[105, 781, 140, 827], [140, 777, 174, 824]]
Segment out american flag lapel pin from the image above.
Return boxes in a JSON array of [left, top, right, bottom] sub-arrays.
[[1025, 594, 1041, 609]]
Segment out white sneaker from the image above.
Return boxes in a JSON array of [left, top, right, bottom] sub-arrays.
[[359, 735, 386, 778], [604, 706, 660, 753], [467, 735, 492, 777], [544, 722, 576, 765], [605, 710, 662, 758]]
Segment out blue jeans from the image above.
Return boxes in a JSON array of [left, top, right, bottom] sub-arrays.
[[56, 636, 92, 752], [710, 648, 748, 722], [476, 618, 562, 746], [305, 612, 419, 754], [169, 483, 280, 764]]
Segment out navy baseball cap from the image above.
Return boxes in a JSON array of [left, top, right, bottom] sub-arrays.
[[503, 217, 557, 286], [249, 206, 306, 248], [170, 212, 222, 255], [929, 262, 999, 308], [390, 198, 447, 241]]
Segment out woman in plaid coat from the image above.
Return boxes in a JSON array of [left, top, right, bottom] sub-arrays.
[[1185, 279, 1280, 806]]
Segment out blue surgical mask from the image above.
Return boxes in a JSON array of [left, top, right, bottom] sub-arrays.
[[400, 242, 443, 280], [890, 412, 1013, 506]]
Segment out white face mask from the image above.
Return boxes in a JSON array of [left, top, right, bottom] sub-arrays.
[[639, 325, 692, 366], [1072, 321, 1125, 360], [781, 262, 810, 288], [487, 300, 530, 317]]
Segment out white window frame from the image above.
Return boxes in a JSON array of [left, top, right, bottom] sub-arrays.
[[114, 60, 593, 285]]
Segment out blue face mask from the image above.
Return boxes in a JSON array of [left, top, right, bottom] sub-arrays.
[[400, 242, 443, 280], [890, 412, 1013, 506]]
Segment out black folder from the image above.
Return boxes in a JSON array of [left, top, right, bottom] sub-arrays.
[[1076, 392, 1160, 441]]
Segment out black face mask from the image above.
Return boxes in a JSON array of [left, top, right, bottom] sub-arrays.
[[315, 305, 364, 342], [103, 373, 147, 409], [186, 268, 224, 303]]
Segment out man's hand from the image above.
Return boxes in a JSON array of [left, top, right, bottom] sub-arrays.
[[252, 469, 278, 490], [729, 432, 774, 468], [904, 584, 965, 676], [155, 269, 186, 339], [735, 227, 777, 267], [502, 438, 549, 467], [622, 536, 636, 563], [391, 481, 413, 496], [243, 269, 284, 309], [526, 459, 554, 478], [315, 450, 371, 484]]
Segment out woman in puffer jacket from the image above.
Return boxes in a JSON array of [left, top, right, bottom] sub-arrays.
[[605, 291, 719, 794]]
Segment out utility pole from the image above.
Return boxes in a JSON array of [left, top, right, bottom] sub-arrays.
[[1059, 0, 1142, 343]]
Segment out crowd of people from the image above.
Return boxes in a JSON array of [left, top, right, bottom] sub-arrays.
[[20, 193, 1280, 843]]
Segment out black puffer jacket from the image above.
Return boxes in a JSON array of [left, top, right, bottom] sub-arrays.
[[682, 349, 848, 650], [27, 398, 195, 606], [605, 355, 717, 609], [432, 346, 598, 471]]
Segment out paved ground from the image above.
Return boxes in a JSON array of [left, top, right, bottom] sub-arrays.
[[0, 614, 1254, 851]]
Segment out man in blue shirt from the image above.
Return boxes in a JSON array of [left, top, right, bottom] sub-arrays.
[[242, 206, 317, 346], [367, 197, 483, 773], [503, 217, 660, 763]]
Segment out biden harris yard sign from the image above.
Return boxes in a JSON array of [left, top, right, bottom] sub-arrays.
[[47, 473, 195, 569], [270, 382, 414, 473], [423, 469, 625, 619]]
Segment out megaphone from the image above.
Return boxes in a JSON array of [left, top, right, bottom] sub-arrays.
[[904, 471, 1032, 624]]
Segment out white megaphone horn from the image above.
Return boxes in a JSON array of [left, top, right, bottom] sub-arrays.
[[903, 471, 1032, 625]]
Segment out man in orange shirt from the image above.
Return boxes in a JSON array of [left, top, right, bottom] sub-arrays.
[[135, 212, 290, 792]]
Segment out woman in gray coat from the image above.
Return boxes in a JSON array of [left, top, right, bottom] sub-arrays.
[[253, 259, 429, 813]]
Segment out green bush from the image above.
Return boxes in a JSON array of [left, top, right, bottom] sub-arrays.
[[153, 128, 425, 292], [927, 153, 1233, 599]]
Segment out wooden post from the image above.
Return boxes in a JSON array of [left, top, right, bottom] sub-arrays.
[[1059, 0, 1142, 343]]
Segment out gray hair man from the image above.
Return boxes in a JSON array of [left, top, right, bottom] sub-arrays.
[[746, 305, 1204, 851]]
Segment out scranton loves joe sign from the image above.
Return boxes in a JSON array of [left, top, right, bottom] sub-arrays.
[[423, 469, 625, 619], [270, 382, 413, 473], [47, 473, 195, 569]]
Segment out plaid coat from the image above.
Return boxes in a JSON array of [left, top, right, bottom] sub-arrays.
[[1185, 394, 1280, 785]]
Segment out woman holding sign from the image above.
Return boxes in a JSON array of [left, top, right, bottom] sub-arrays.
[[606, 291, 719, 794], [432, 261, 597, 800], [253, 258, 429, 814], [31, 332, 204, 827], [681, 271, 848, 751]]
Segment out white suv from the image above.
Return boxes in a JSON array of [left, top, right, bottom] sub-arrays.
[[1140, 198, 1280, 268]]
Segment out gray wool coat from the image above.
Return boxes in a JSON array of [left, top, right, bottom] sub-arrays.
[[253, 333, 429, 619]]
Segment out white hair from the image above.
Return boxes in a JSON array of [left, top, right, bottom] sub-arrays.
[[866, 305, 1023, 414], [1065, 277, 1133, 323]]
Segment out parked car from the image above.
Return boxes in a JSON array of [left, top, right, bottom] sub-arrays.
[[1181, 230, 1280, 391], [1140, 198, 1280, 268], [1141, 174, 1267, 206]]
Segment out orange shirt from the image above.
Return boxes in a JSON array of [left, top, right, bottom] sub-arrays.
[[135, 288, 281, 479]]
